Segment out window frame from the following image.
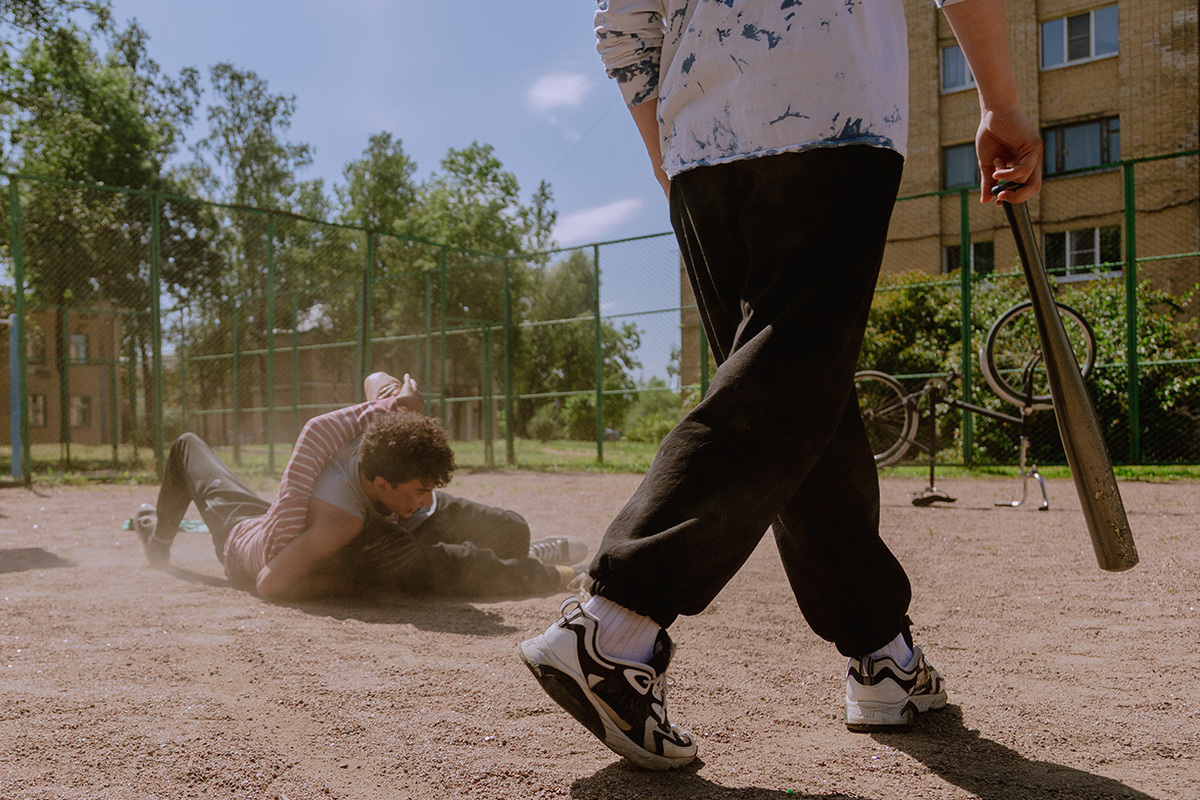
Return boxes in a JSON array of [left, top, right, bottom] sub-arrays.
[[29, 394, 47, 428], [70, 395, 93, 428], [942, 241, 995, 276], [69, 332, 89, 363], [1043, 225, 1123, 281], [1043, 116, 1120, 177], [940, 44, 976, 93], [942, 142, 979, 190], [1041, 5, 1119, 70]]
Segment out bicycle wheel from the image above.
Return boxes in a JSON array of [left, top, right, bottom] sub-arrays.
[[854, 370, 918, 467], [981, 301, 1097, 409]]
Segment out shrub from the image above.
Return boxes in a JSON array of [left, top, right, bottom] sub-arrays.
[[622, 378, 684, 444], [528, 402, 564, 442], [860, 272, 1200, 464]]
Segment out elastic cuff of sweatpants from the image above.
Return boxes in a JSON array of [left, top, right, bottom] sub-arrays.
[[837, 615, 913, 659], [588, 578, 678, 630]]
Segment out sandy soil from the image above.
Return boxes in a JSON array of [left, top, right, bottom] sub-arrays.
[[0, 471, 1196, 800]]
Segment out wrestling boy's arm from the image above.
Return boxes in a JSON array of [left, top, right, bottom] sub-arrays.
[[255, 498, 362, 601]]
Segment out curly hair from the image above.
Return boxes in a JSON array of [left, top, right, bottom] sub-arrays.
[[358, 410, 455, 487]]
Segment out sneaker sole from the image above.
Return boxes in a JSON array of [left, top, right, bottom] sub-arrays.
[[518, 638, 694, 771], [845, 690, 948, 732]]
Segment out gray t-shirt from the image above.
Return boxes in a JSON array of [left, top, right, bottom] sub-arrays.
[[311, 437, 436, 532]]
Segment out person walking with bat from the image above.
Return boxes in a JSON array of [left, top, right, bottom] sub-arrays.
[[131, 372, 586, 600], [518, 0, 1043, 770]]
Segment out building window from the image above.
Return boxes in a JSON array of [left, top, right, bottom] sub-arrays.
[[942, 143, 978, 189], [1044, 226, 1122, 278], [26, 329, 46, 364], [941, 45, 975, 92], [1044, 117, 1120, 176], [29, 395, 46, 428], [70, 396, 92, 428], [69, 333, 88, 363], [943, 241, 995, 275], [1042, 5, 1118, 69]]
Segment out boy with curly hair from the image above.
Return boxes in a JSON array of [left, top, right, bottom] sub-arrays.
[[132, 372, 584, 600]]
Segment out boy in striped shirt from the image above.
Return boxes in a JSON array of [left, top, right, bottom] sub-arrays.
[[132, 372, 583, 599]]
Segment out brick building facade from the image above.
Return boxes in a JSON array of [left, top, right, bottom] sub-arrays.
[[892, 0, 1197, 290]]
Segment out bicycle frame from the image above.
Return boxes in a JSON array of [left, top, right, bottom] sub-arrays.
[[891, 366, 1049, 510]]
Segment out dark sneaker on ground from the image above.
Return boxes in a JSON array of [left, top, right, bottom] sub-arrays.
[[845, 646, 947, 731], [528, 536, 588, 567], [131, 503, 171, 567], [518, 598, 696, 771]]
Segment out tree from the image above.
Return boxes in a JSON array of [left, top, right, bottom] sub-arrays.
[[512, 249, 641, 438], [0, 1, 112, 154], [4, 20, 200, 458], [389, 143, 553, 414], [338, 131, 419, 234]]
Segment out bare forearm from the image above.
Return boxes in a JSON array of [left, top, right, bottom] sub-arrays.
[[630, 101, 670, 196], [940, 0, 1042, 203], [941, 0, 1019, 112]]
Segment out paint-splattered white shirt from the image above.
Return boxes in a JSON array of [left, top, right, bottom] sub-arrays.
[[595, 0, 910, 177]]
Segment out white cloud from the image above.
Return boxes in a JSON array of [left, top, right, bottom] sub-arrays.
[[527, 72, 591, 113], [553, 198, 644, 245]]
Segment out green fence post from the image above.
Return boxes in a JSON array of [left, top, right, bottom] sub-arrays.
[[361, 231, 376, 383], [1122, 162, 1141, 464], [59, 306, 71, 465], [7, 180, 30, 481], [150, 193, 165, 473], [126, 333, 139, 464], [232, 301, 241, 465], [266, 213, 277, 472], [482, 325, 494, 468], [593, 244, 604, 463], [700, 328, 709, 398], [439, 247, 448, 428], [958, 189, 973, 465], [177, 315, 186, 441], [290, 294, 299, 441], [424, 269, 433, 398], [107, 308, 119, 461], [503, 257, 515, 466]]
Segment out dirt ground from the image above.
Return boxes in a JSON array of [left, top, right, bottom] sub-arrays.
[[0, 470, 1196, 800]]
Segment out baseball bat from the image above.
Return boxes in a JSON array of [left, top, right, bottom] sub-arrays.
[[994, 181, 1137, 571]]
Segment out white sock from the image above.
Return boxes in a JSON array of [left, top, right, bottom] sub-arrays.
[[870, 633, 915, 668], [584, 595, 661, 664]]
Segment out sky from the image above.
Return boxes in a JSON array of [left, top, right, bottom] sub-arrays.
[[103, 0, 674, 249]]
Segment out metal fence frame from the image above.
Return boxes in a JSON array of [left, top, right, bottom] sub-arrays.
[[2, 148, 1197, 479]]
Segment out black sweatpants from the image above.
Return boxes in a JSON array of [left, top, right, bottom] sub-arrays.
[[588, 146, 913, 657]]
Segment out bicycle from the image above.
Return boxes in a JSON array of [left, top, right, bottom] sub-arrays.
[[855, 300, 1097, 508]]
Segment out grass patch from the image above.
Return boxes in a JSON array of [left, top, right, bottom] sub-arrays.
[[4, 439, 1199, 484]]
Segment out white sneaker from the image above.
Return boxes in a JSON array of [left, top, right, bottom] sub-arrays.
[[518, 597, 696, 770], [845, 645, 947, 731]]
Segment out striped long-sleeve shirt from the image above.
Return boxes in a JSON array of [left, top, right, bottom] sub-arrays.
[[221, 396, 406, 586]]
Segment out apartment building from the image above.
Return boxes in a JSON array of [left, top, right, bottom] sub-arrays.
[[0, 306, 127, 448], [893, 0, 1198, 292]]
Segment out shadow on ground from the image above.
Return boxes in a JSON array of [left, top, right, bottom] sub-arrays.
[[571, 759, 866, 800], [875, 705, 1162, 800], [0, 547, 71, 574]]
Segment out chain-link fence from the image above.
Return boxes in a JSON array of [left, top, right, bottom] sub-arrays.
[[1, 149, 1197, 480]]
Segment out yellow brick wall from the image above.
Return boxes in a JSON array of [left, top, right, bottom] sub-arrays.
[[888, 0, 1198, 294]]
